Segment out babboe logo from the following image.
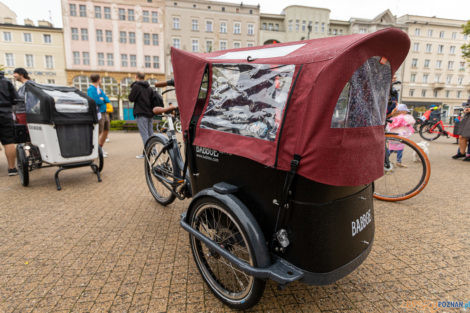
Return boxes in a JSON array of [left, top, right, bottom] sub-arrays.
[[351, 209, 372, 237], [195, 146, 219, 162]]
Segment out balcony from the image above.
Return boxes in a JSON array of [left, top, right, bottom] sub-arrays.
[[432, 82, 445, 90]]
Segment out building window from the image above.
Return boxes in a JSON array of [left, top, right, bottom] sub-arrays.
[[460, 62, 466, 71], [106, 30, 112, 42], [119, 9, 125, 20], [130, 54, 136, 67], [79, 4, 86, 17], [24, 33, 32, 42], [94, 6, 101, 18], [446, 75, 452, 84], [121, 54, 128, 67], [128, 9, 135, 21], [73, 51, 80, 65], [71, 28, 79, 40], [414, 28, 420, 36], [427, 29, 433, 37], [152, 11, 158, 23], [3, 32, 11, 42], [446, 90, 450, 97], [152, 34, 159, 45], [247, 42, 254, 47], [437, 45, 443, 54], [144, 33, 150, 45], [47, 79, 55, 84], [421, 89, 427, 97], [413, 43, 419, 52], [206, 20, 213, 32], [96, 29, 103, 42], [120, 31, 127, 43], [233, 42, 241, 48], [234, 22, 240, 34], [302, 20, 306, 32], [411, 58, 418, 68], [81, 28, 88, 41], [422, 74, 429, 83], [143, 11, 149, 22], [220, 40, 227, 50], [129, 32, 136, 44], [457, 91, 461, 98], [5, 53, 14, 67], [45, 55, 54, 68], [43, 34, 51, 43], [451, 32, 457, 40], [314, 21, 319, 32], [425, 43, 432, 53], [191, 19, 199, 31], [458, 76, 463, 85], [409, 89, 414, 97], [436, 60, 442, 68], [295, 20, 299, 32], [220, 22, 227, 33], [97, 53, 104, 66], [104, 7, 111, 19], [434, 74, 440, 83], [288, 20, 292, 32], [172, 38, 180, 48], [153, 56, 159, 68], [73, 75, 90, 92], [106, 53, 114, 66], [173, 17, 180, 29], [359, 27, 367, 34], [82, 52, 90, 65], [248, 24, 254, 35], [410, 73, 416, 82], [206, 40, 212, 52], [433, 90, 438, 98], [101, 77, 118, 96], [144, 55, 151, 68], [449, 46, 456, 54], [448, 61, 454, 70], [439, 31, 444, 38], [321, 22, 325, 33], [424, 59, 430, 68], [70, 4, 77, 16]]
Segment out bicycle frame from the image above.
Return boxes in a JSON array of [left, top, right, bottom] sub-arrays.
[[427, 120, 458, 138]]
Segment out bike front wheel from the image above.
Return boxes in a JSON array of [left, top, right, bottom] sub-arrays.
[[144, 136, 177, 205], [419, 123, 441, 141], [374, 134, 431, 201]]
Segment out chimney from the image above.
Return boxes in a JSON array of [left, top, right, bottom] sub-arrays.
[[3, 17, 14, 24], [38, 20, 52, 27], [24, 18, 34, 26]]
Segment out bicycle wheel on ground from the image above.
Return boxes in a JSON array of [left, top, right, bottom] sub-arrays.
[[188, 197, 265, 310], [174, 119, 182, 133], [374, 134, 431, 201], [419, 123, 441, 141], [16, 145, 29, 187], [144, 136, 177, 205], [97, 146, 104, 172]]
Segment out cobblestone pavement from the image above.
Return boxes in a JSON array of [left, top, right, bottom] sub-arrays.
[[0, 132, 468, 313]]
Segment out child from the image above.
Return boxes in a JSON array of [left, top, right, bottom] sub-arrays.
[[387, 103, 416, 167]]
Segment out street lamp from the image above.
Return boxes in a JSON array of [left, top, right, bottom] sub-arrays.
[[307, 23, 312, 40]]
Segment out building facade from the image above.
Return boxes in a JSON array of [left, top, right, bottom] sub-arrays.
[[61, 0, 166, 119], [0, 2, 66, 86], [398, 15, 470, 116]]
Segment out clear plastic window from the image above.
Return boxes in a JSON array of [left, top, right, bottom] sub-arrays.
[[200, 64, 295, 141], [331, 56, 391, 128], [25, 91, 41, 114], [43, 89, 89, 113]]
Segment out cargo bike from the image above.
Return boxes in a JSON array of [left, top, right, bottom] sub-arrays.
[[15, 82, 103, 190], [144, 29, 410, 309]]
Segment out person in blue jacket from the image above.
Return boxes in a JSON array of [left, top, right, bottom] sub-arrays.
[[87, 74, 109, 157]]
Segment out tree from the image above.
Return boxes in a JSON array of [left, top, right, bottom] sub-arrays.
[[0, 64, 5, 71], [462, 20, 470, 62]]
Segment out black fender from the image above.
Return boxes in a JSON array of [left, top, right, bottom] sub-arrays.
[[186, 186, 271, 268]]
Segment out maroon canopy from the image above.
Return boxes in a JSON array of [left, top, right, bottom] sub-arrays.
[[172, 28, 410, 186]]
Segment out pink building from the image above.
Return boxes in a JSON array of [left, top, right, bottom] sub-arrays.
[[61, 0, 165, 119]]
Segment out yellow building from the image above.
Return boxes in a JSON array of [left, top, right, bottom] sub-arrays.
[[0, 2, 66, 86]]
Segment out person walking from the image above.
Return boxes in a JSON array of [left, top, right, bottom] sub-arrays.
[[87, 74, 110, 157], [452, 99, 470, 161], [129, 73, 176, 158], [12, 68, 31, 125], [0, 71, 19, 175]]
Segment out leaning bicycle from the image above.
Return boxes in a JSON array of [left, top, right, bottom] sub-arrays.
[[373, 133, 431, 201]]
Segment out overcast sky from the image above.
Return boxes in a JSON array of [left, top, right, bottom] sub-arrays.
[[2, 0, 469, 28]]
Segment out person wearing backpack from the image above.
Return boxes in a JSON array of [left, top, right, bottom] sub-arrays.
[[129, 73, 176, 159]]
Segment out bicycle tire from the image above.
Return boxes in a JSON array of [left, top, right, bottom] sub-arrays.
[[374, 134, 431, 201], [144, 135, 177, 205], [419, 123, 441, 141]]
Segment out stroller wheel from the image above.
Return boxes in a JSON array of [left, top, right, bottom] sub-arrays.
[[188, 197, 265, 310], [16, 145, 29, 187]]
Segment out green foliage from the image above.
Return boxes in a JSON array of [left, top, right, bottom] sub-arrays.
[[0, 64, 4, 71], [462, 21, 470, 62], [110, 120, 126, 130]]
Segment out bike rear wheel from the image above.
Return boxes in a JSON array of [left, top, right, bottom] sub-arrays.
[[419, 123, 441, 141], [144, 136, 177, 205], [374, 134, 431, 201]]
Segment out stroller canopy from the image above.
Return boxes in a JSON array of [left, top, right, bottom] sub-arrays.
[[172, 28, 410, 186], [25, 82, 97, 125]]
